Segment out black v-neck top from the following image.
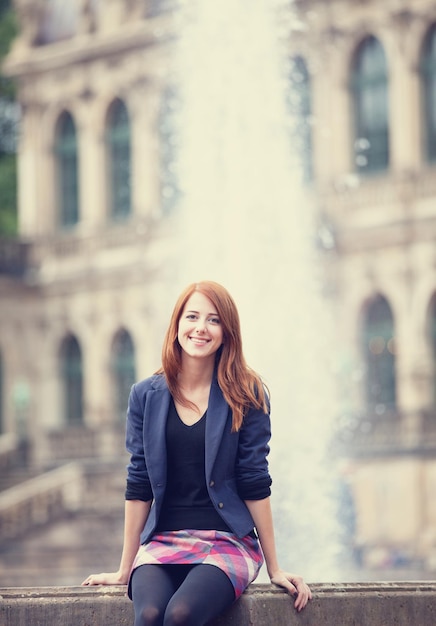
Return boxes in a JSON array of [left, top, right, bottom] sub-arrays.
[[156, 399, 231, 532]]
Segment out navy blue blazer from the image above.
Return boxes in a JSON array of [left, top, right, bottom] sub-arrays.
[[125, 373, 272, 544]]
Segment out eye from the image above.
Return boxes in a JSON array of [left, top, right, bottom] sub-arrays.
[[186, 314, 197, 320], [208, 317, 220, 325]]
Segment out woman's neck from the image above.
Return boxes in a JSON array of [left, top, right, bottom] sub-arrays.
[[176, 357, 215, 419], [178, 356, 215, 392]]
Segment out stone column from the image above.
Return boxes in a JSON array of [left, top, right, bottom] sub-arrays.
[[313, 29, 354, 185], [17, 100, 47, 237], [385, 14, 422, 173], [392, 264, 430, 447], [98, 0, 127, 35], [76, 94, 106, 232]]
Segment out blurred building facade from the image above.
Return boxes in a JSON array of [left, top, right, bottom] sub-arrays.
[[0, 0, 436, 579]]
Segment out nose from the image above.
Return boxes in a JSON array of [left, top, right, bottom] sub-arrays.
[[195, 319, 207, 333]]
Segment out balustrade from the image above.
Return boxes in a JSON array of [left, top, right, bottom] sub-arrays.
[[0, 462, 84, 542]]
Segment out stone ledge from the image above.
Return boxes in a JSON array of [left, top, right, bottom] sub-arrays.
[[1, 582, 436, 625]]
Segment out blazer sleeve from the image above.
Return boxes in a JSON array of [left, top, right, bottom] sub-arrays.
[[235, 401, 272, 500], [125, 383, 153, 502]]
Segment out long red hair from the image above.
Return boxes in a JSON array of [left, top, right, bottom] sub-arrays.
[[157, 281, 268, 431]]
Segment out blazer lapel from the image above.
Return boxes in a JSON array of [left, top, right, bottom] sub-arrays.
[[205, 379, 230, 480], [143, 383, 171, 488]]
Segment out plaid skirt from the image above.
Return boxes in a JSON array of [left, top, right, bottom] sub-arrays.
[[129, 529, 264, 599]]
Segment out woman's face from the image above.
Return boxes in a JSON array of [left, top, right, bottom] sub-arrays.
[[177, 291, 224, 362]]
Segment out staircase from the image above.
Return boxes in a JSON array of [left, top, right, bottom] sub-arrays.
[[0, 434, 128, 587]]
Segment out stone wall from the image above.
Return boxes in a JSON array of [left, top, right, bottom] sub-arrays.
[[1, 582, 436, 626]]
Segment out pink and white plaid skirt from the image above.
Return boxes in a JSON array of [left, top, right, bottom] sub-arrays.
[[130, 529, 264, 599]]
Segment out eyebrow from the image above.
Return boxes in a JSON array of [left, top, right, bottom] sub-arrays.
[[186, 309, 219, 316]]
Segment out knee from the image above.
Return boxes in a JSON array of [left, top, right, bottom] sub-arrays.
[[164, 601, 192, 626], [134, 604, 163, 626]]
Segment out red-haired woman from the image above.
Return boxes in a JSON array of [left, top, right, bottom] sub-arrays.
[[82, 281, 311, 625]]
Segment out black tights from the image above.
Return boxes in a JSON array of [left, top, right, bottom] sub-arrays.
[[131, 563, 235, 626]]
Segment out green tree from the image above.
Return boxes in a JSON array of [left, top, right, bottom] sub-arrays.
[[0, 0, 18, 237]]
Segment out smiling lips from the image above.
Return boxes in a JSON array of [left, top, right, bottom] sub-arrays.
[[189, 336, 209, 345]]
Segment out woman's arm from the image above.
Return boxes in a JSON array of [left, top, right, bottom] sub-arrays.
[[82, 499, 151, 586], [245, 497, 312, 612]]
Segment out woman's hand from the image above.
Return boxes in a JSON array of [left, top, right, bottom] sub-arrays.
[[269, 570, 312, 612], [81, 571, 128, 587]]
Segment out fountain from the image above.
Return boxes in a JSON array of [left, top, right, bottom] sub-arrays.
[[164, 0, 346, 581]]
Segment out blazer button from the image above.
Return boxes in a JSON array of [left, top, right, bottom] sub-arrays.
[[218, 502, 224, 509], [209, 480, 215, 487]]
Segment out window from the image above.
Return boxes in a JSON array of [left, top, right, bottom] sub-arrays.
[[106, 99, 132, 221], [428, 294, 436, 405], [350, 36, 389, 174], [111, 330, 135, 421], [60, 335, 83, 425], [287, 55, 313, 183], [158, 85, 181, 215], [55, 112, 79, 228], [0, 351, 3, 434], [421, 24, 436, 162], [362, 295, 396, 413]]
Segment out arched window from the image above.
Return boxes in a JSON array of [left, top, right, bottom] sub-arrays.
[[111, 330, 136, 421], [106, 99, 132, 221], [420, 25, 436, 162], [427, 294, 436, 405], [0, 351, 3, 434], [350, 36, 389, 174], [55, 112, 79, 228], [60, 335, 83, 425], [362, 295, 396, 413], [287, 55, 313, 183], [158, 85, 181, 215]]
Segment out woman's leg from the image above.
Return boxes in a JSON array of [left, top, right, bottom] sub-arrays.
[[131, 565, 183, 626], [164, 564, 235, 626]]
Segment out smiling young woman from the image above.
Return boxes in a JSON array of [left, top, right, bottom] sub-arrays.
[[82, 281, 312, 626]]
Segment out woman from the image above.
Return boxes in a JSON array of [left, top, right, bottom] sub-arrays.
[[82, 281, 312, 625]]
